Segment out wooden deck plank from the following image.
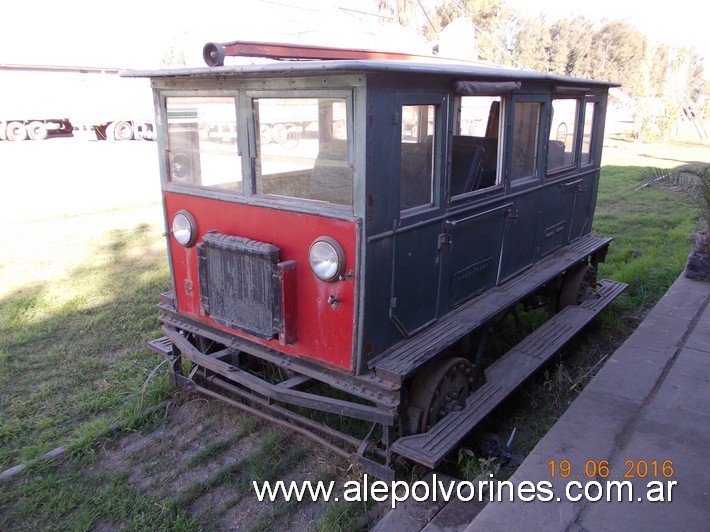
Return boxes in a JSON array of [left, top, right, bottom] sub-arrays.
[[391, 279, 626, 467]]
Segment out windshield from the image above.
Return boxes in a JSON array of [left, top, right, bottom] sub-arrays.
[[165, 96, 243, 192], [253, 97, 352, 207]]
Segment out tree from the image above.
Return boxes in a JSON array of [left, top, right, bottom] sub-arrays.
[[590, 21, 646, 98], [427, 0, 514, 63], [511, 15, 552, 72], [648, 43, 671, 98], [685, 49, 706, 103], [638, 41, 706, 138], [378, 0, 416, 28], [549, 17, 595, 78], [414, 0, 707, 126]]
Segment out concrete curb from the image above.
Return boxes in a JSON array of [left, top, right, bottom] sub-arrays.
[[466, 274, 710, 531]]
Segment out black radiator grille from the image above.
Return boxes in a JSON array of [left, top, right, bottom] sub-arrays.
[[197, 232, 281, 339]]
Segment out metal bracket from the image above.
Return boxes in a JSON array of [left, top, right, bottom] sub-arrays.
[[506, 208, 520, 224], [438, 231, 452, 250], [338, 270, 355, 281], [171, 373, 197, 390], [349, 453, 395, 482]]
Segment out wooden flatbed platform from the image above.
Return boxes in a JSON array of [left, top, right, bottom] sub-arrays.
[[391, 278, 627, 467]]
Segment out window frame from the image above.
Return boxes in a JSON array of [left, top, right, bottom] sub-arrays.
[[580, 97, 601, 167], [156, 80, 361, 221], [246, 89, 355, 212], [448, 95, 506, 204], [507, 95, 547, 188], [160, 90, 245, 193], [546, 97, 582, 178], [396, 93, 447, 223]]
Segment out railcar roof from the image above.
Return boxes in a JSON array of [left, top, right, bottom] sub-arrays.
[[121, 59, 619, 89]]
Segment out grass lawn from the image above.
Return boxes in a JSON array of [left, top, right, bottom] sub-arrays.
[[0, 139, 705, 529], [0, 203, 191, 529], [0, 206, 170, 469]]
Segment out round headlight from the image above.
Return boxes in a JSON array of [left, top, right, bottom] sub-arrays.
[[172, 210, 197, 247], [309, 237, 345, 282]]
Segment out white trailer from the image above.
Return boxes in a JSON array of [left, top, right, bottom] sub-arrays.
[[0, 65, 154, 141], [0, 116, 72, 141]]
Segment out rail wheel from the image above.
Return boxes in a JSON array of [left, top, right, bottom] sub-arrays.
[[559, 264, 598, 309], [113, 121, 134, 141], [260, 124, 272, 144], [271, 123, 287, 144], [281, 124, 301, 149], [27, 121, 49, 140], [408, 357, 476, 433], [6, 121, 28, 141]]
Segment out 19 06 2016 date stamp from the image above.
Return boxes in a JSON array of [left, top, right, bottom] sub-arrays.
[[547, 459, 677, 503], [547, 459, 675, 480]]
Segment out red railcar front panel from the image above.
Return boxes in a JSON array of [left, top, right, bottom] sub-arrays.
[[165, 191, 359, 372]]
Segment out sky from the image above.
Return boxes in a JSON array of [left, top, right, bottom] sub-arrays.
[[1, 0, 706, 71], [1, 0, 416, 68]]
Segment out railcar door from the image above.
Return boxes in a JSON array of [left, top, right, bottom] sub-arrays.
[[389, 95, 446, 336], [568, 99, 602, 240], [498, 96, 546, 282], [538, 96, 584, 256], [440, 95, 508, 310]]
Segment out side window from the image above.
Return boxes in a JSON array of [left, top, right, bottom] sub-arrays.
[[253, 97, 352, 206], [510, 102, 541, 181], [451, 96, 501, 198], [581, 101, 596, 165], [166, 96, 242, 192], [548, 98, 579, 174], [400, 104, 436, 211]]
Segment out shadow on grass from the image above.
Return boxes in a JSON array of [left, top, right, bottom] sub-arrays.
[[0, 223, 171, 469], [0, 223, 198, 529], [637, 153, 704, 165]]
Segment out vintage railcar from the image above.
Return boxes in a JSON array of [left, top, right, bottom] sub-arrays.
[[131, 41, 626, 480]]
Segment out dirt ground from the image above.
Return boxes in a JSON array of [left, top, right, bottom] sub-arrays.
[[601, 134, 709, 167], [95, 393, 384, 531]]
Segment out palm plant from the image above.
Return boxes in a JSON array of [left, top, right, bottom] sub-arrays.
[[639, 162, 710, 280]]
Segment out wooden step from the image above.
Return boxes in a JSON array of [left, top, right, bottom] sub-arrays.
[[391, 279, 627, 468], [372, 235, 612, 385]]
